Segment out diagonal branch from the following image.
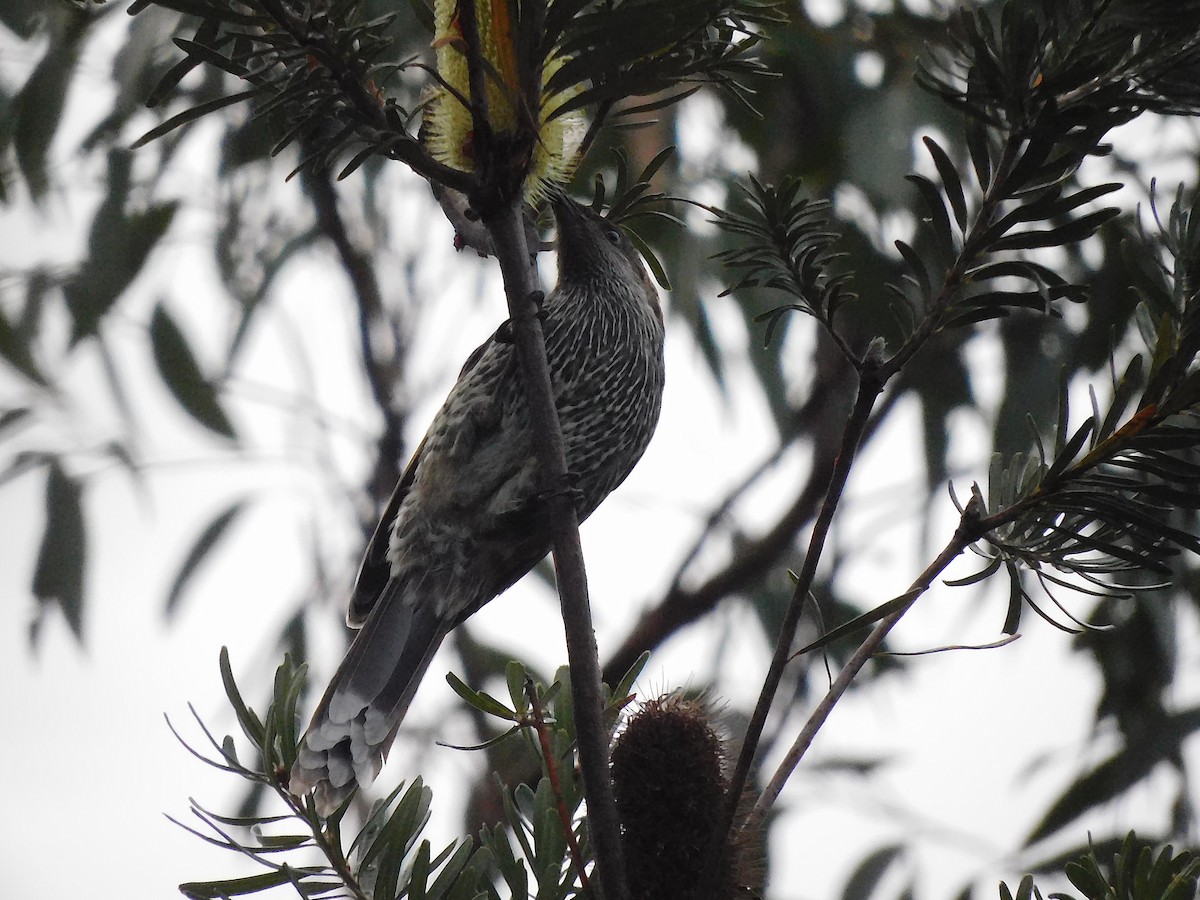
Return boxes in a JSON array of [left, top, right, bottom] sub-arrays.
[[602, 341, 900, 687], [744, 495, 987, 831], [710, 355, 889, 861]]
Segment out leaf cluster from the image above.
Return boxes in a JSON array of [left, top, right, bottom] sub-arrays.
[[172, 648, 499, 900], [546, 0, 786, 119], [898, 131, 1117, 334], [129, 0, 787, 186], [1000, 832, 1200, 900], [709, 177, 853, 346], [130, 0, 422, 181], [1, 146, 236, 642], [956, 186, 1200, 634], [918, 1, 1200, 134], [171, 648, 647, 899]]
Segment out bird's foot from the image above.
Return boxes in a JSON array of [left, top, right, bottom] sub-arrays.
[[495, 301, 549, 345], [485, 474, 584, 536], [534, 471, 584, 510]]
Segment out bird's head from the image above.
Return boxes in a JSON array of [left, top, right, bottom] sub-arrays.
[[551, 197, 662, 323]]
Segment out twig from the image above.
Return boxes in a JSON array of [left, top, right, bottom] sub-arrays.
[[300, 164, 407, 509], [712, 358, 888, 861], [255, 0, 478, 194], [289, 793, 371, 900], [525, 677, 591, 894], [601, 352, 903, 688], [743, 496, 987, 831]]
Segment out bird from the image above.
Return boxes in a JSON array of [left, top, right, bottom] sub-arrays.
[[289, 196, 666, 813]]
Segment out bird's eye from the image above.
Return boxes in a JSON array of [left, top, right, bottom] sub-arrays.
[[605, 227, 622, 245]]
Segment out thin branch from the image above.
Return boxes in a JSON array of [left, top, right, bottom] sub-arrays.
[[300, 163, 408, 509], [483, 202, 628, 900], [601, 351, 902, 688], [743, 494, 988, 831], [712, 357, 889, 862], [526, 677, 591, 894]]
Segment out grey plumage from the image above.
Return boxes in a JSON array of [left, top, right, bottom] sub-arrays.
[[290, 197, 665, 812]]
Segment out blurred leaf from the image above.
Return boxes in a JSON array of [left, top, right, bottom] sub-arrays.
[[13, 7, 91, 200], [66, 152, 178, 343], [150, 303, 237, 439], [165, 499, 249, 618], [0, 297, 46, 385], [32, 460, 86, 641], [1026, 707, 1200, 846], [0, 0, 44, 39], [840, 844, 904, 900], [0, 407, 32, 439]]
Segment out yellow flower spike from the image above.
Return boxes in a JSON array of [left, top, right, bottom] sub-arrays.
[[425, 0, 585, 204]]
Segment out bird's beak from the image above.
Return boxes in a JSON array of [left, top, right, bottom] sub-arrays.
[[551, 196, 590, 265]]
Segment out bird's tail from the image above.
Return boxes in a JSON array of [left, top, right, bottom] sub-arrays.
[[289, 585, 449, 815]]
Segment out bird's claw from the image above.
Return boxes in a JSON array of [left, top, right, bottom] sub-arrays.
[[495, 297, 548, 346], [535, 472, 584, 509]]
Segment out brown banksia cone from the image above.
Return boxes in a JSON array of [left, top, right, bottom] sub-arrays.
[[610, 693, 760, 900]]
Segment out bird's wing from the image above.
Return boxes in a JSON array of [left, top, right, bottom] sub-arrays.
[[345, 329, 503, 627]]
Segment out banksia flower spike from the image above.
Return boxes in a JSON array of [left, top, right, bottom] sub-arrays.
[[611, 693, 761, 900], [424, 0, 585, 205]]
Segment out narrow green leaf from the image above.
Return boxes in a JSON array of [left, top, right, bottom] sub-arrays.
[[219, 646, 266, 747], [407, 0, 435, 32], [965, 118, 992, 190], [410, 840, 432, 900], [790, 591, 919, 659], [445, 672, 518, 720], [131, 89, 257, 149], [992, 207, 1121, 251], [505, 661, 528, 716], [906, 174, 955, 262], [150, 303, 237, 439], [611, 650, 650, 704], [922, 136, 968, 232], [179, 869, 300, 898], [894, 240, 931, 299], [427, 840, 477, 899]]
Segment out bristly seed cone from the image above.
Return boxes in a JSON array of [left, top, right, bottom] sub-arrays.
[[610, 693, 759, 900]]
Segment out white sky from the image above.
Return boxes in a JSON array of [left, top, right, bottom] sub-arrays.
[[2, 8, 1200, 900]]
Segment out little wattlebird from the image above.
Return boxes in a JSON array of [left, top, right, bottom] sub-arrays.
[[289, 196, 666, 813]]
